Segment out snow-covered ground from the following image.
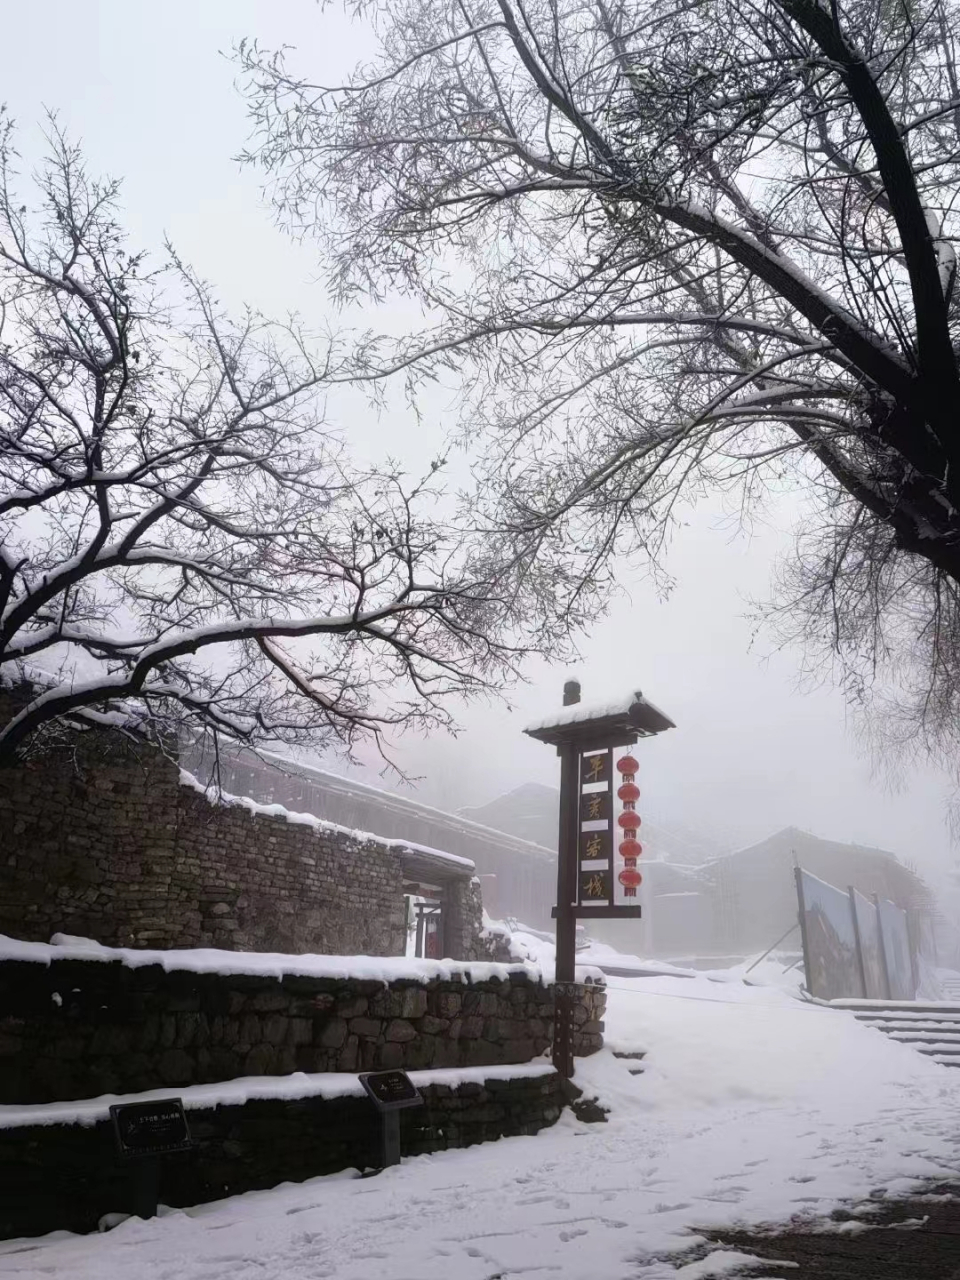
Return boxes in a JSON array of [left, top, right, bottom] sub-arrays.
[[4, 971, 960, 1279], [504, 926, 807, 993]]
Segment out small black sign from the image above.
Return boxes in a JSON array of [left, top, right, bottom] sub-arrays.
[[359, 1070, 424, 1113], [110, 1099, 194, 1160]]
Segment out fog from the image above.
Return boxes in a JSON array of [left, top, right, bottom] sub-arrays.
[[4, 0, 957, 893]]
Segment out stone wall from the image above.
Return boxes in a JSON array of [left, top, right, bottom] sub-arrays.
[[0, 1068, 563, 1240], [444, 876, 485, 961], [0, 709, 443, 956], [571, 981, 607, 1057], [0, 952, 610, 1104]]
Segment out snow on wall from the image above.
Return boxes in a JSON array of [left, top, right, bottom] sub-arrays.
[[0, 1062, 558, 1131], [0, 935, 605, 1108], [0, 932, 545, 985], [179, 770, 476, 872]]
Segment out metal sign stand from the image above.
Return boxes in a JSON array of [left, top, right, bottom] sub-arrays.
[[131, 1160, 162, 1221], [359, 1070, 424, 1170], [109, 1097, 195, 1220]]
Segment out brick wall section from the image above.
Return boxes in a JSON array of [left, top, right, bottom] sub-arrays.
[[175, 787, 407, 955], [0, 1070, 564, 1239], [0, 956, 611, 1104], [0, 713, 419, 956]]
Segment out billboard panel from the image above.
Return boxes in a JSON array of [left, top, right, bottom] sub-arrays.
[[797, 869, 863, 1000], [879, 898, 916, 1000], [851, 889, 887, 999]]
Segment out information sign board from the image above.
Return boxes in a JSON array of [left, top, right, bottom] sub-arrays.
[[110, 1099, 193, 1160], [359, 1070, 423, 1113]]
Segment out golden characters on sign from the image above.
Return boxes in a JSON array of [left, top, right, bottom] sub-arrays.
[[583, 873, 606, 899], [584, 833, 604, 859], [583, 754, 605, 783]]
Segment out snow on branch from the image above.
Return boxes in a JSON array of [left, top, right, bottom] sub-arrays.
[[0, 119, 541, 766]]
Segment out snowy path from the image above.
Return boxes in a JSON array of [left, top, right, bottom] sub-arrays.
[[4, 976, 960, 1279]]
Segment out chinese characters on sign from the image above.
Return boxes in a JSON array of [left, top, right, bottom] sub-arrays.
[[582, 751, 611, 785], [581, 829, 611, 860], [578, 749, 612, 904], [580, 791, 611, 824], [580, 869, 612, 901]]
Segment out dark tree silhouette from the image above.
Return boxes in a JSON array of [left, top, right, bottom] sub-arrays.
[[239, 0, 960, 764], [0, 121, 534, 766]]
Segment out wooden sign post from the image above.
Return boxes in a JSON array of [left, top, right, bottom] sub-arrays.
[[524, 682, 675, 1078]]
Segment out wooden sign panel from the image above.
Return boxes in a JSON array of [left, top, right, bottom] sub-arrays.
[[580, 790, 611, 824], [580, 751, 611, 787], [577, 748, 612, 904], [580, 868, 612, 902]]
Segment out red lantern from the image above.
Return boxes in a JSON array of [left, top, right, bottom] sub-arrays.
[[618, 867, 642, 889], [617, 781, 640, 803], [618, 838, 643, 860], [616, 755, 639, 775], [617, 811, 641, 830]]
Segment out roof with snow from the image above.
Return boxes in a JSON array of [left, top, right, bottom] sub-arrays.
[[180, 771, 477, 885], [523, 689, 675, 749]]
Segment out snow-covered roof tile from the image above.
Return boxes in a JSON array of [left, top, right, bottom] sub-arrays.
[[523, 689, 675, 743]]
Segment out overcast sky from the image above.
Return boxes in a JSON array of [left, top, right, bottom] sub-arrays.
[[3, 1, 958, 889]]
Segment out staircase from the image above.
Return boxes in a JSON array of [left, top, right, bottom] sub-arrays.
[[831, 999, 960, 1068]]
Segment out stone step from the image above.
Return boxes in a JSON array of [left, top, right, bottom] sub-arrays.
[[855, 1018, 960, 1033], [833, 1000, 960, 1015], [853, 1009, 960, 1024], [878, 1029, 960, 1043], [912, 1043, 960, 1056]]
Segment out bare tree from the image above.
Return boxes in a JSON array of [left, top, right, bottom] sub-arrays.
[[239, 0, 960, 765], [0, 119, 535, 768]]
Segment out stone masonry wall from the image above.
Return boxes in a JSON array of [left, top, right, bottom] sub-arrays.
[[0, 954, 608, 1105], [444, 876, 486, 961], [0, 1069, 564, 1240], [0, 718, 415, 956]]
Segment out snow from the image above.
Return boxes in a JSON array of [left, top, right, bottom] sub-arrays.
[[179, 770, 477, 872], [524, 689, 673, 734], [0, 1062, 557, 1132], [667, 197, 911, 367], [0, 933, 546, 986], [481, 918, 607, 982], [6, 970, 960, 1278]]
